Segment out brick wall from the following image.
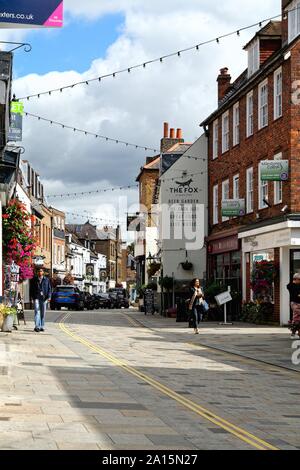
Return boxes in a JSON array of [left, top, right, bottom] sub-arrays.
[[208, 57, 291, 236]]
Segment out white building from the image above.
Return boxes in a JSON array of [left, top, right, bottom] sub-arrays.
[[157, 134, 208, 283]]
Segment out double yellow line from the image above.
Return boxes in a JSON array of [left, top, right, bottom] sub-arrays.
[[59, 315, 278, 451]]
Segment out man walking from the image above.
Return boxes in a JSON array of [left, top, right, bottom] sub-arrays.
[[30, 269, 52, 332]]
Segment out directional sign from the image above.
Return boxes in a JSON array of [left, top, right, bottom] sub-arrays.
[[215, 291, 232, 306]]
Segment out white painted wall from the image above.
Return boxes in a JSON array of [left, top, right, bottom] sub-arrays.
[[159, 134, 208, 281]]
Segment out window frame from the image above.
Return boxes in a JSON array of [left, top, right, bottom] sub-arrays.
[[233, 102, 240, 147], [246, 90, 254, 137], [222, 111, 230, 154], [246, 167, 254, 214], [222, 179, 230, 222], [274, 152, 283, 205], [258, 79, 268, 130], [248, 38, 260, 78], [274, 67, 283, 120], [233, 174, 240, 200], [213, 184, 219, 225], [288, 0, 300, 43], [259, 162, 269, 210], [213, 119, 218, 159]]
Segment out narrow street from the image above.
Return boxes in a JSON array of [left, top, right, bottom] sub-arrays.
[[0, 310, 299, 450]]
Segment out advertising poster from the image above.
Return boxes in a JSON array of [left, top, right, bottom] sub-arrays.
[[0, 1, 63, 28]]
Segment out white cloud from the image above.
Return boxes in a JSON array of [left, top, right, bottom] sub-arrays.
[[10, 0, 281, 231]]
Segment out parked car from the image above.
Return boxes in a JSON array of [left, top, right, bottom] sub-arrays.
[[82, 292, 96, 310], [92, 293, 115, 309], [50, 286, 85, 311], [108, 289, 130, 309]]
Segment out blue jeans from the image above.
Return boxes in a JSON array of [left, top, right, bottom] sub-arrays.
[[190, 305, 203, 328], [34, 299, 47, 329]]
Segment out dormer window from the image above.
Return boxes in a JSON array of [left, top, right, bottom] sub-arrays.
[[288, 0, 300, 43], [248, 39, 260, 78]]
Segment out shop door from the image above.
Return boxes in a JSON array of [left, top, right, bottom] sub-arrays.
[[290, 251, 300, 281]]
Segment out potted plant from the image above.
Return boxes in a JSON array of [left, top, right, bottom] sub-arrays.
[[180, 261, 193, 271], [0, 305, 17, 333]]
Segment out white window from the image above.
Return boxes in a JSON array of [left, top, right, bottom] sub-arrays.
[[222, 111, 229, 153], [233, 103, 240, 146], [274, 67, 282, 120], [222, 179, 230, 222], [248, 39, 260, 78], [233, 174, 239, 200], [246, 91, 254, 137], [259, 162, 269, 209], [258, 80, 268, 130], [213, 185, 219, 225], [288, 0, 300, 43], [246, 167, 254, 214], [213, 120, 218, 159], [274, 153, 283, 205]]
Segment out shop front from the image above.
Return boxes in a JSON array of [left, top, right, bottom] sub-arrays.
[[207, 230, 241, 293], [207, 230, 242, 319], [239, 221, 300, 325]]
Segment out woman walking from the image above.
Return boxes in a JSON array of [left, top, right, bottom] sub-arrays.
[[189, 278, 205, 334]]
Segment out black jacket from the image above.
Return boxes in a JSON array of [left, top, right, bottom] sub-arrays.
[[287, 283, 300, 303], [30, 276, 52, 301]]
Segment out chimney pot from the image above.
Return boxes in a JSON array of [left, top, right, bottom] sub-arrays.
[[176, 128, 182, 139], [163, 122, 169, 138], [217, 67, 231, 104], [170, 128, 175, 139]]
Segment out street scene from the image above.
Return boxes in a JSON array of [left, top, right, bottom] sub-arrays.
[[0, 0, 300, 455]]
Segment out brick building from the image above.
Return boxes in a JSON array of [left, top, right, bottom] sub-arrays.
[[201, 1, 300, 324]]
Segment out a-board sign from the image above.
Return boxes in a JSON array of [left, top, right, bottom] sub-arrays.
[[215, 291, 232, 306], [144, 289, 155, 315]]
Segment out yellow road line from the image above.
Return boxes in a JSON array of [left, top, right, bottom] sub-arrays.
[[58, 318, 278, 451]]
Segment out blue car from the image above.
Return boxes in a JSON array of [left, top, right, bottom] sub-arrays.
[[50, 286, 85, 311]]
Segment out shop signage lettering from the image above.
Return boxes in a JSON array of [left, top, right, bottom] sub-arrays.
[[8, 101, 24, 142], [0, 1, 63, 28], [260, 160, 289, 181]]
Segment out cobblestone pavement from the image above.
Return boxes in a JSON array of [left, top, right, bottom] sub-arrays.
[[0, 309, 299, 450]]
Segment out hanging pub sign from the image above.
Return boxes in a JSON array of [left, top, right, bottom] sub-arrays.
[[0, 1, 63, 28], [8, 101, 23, 142], [127, 214, 146, 232], [222, 199, 245, 217], [260, 160, 289, 181]]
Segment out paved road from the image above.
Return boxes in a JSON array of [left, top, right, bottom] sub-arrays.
[[0, 309, 299, 450]]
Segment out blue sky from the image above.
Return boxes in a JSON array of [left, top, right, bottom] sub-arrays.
[[13, 12, 124, 77]]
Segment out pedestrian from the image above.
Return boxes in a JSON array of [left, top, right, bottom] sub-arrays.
[[188, 278, 205, 334], [30, 268, 52, 333], [287, 273, 300, 339]]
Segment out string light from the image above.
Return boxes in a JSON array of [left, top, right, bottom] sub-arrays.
[[15, 12, 286, 102], [24, 112, 158, 153], [64, 210, 122, 225], [47, 184, 139, 199]]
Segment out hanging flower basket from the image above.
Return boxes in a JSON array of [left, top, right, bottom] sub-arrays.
[[147, 262, 161, 277], [180, 261, 193, 271]]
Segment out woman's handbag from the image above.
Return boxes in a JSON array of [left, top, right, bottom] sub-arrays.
[[202, 300, 209, 312]]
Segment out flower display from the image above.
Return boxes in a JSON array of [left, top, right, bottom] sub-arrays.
[[250, 260, 278, 300], [2, 199, 36, 282]]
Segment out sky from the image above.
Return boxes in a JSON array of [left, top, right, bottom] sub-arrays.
[[1, 0, 280, 236]]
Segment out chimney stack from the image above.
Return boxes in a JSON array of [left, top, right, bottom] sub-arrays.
[[163, 122, 169, 138], [176, 128, 182, 139], [160, 122, 184, 153], [217, 67, 231, 104]]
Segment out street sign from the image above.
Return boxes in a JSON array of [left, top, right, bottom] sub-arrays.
[[222, 199, 245, 217], [8, 101, 23, 142], [215, 291, 232, 306], [260, 160, 289, 181], [0, 1, 63, 28]]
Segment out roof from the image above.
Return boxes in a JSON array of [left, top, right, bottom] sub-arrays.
[[66, 222, 118, 241], [165, 142, 192, 154], [243, 21, 282, 50], [136, 155, 160, 181]]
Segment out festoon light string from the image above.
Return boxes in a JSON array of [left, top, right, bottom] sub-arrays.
[[15, 11, 288, 102]]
